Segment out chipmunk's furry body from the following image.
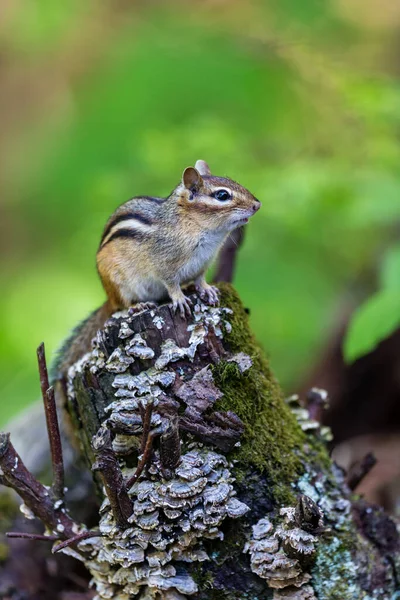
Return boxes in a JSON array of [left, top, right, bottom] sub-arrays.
[[54, 160, 260, 381]]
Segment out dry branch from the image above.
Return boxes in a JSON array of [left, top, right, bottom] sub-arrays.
[[0, 431, 76, 538], [37, 342, 65, 499], [92, 427, 133, 529]]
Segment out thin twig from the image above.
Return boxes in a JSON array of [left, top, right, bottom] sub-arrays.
[[6, 532, 59, 542], [37, 342, 65, 499], [125, 405, 161, 489], [0, 432, 77, 538], [125, 428, 157, 490], [347, 452, 377, 491], [140, 402, 153, 453], [52, 530, 102, 553], [213, 226, 245, 283], [92, 428, 133, 529], [37, 341, 51, 399], [46, 386, 65, 499]]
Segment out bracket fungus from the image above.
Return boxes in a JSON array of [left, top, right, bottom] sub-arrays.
[[245, 497, 324, 596], [62, 299, 251, 598], [82, 446, 249, 598]]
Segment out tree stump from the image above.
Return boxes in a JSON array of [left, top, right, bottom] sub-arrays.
[[1, 284, 400, 599]]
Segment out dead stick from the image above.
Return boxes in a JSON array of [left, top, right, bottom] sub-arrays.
[[125, 429, 156, 490], [347, 452, 377, 491], [37, 343, 65, 499], [0, 432, 77, 538], [52, 530, 102, 553], [6, 532, 59, 542], [45, 387, 65, 499], [140, 402, 153, 453], [125, 409, 163, 490], [37, 341, 51, 398], [92, 428, 133, 529], [213, 227, 245, 283]]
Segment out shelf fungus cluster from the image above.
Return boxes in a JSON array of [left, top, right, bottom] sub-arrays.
[[106, 367, 177, 457], [63, 299, 252, 599], [81, 447, 249, 599], [245, 496, 324, 599]]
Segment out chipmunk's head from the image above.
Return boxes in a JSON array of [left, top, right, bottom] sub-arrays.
[[178, 160, 261, 232]]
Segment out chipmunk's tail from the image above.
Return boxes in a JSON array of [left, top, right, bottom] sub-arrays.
[[51, 300, 113, 382]]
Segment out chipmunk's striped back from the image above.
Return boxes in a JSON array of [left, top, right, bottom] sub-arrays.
[[96, 161, 260, 316], [99, 196, 164, 250]]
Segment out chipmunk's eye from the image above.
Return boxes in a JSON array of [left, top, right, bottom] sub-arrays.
[[212, 189, 231, 201]]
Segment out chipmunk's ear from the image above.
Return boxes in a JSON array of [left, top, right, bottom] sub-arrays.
[[182, 167, 203, 191], [194, 159, 211, 176]]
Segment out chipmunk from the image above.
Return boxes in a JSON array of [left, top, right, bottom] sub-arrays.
[[54, 160, 260, 381]]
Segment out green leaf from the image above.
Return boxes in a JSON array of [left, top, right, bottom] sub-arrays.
[[344, 290, 400, 363], [380, 244, 400, 291]]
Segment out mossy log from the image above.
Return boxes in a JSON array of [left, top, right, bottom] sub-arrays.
[[1, 284, 400, 600], [60, 284, 400, 600]]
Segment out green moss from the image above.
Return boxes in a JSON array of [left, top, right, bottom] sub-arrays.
[[212, 284, 308, 503], [305, 434, 332, 472]]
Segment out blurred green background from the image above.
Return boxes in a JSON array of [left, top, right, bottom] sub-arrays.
[[1, 0, 400, 425]]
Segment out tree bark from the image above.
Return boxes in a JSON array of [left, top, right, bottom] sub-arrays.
[[1, 284, 400, 599]]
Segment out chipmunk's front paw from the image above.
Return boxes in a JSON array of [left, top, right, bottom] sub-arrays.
[[128, 302, 157, 316], [196, 283, 219, 306], [172, 295, 193, 319]]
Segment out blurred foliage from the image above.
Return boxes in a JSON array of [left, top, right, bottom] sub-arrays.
[[344, 244, 400, 362], [0, 0, 400, 424]]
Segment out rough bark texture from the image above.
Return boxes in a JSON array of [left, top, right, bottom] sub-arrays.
[[63, 284, 400, 599], [1, 284, 400, 599]]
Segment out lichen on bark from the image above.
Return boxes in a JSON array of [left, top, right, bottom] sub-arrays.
[[1, 284, 399, 599], [61, 284, 400, 599]]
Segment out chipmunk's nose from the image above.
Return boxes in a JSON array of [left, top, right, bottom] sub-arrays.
[[252, 199, 261, 213]]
